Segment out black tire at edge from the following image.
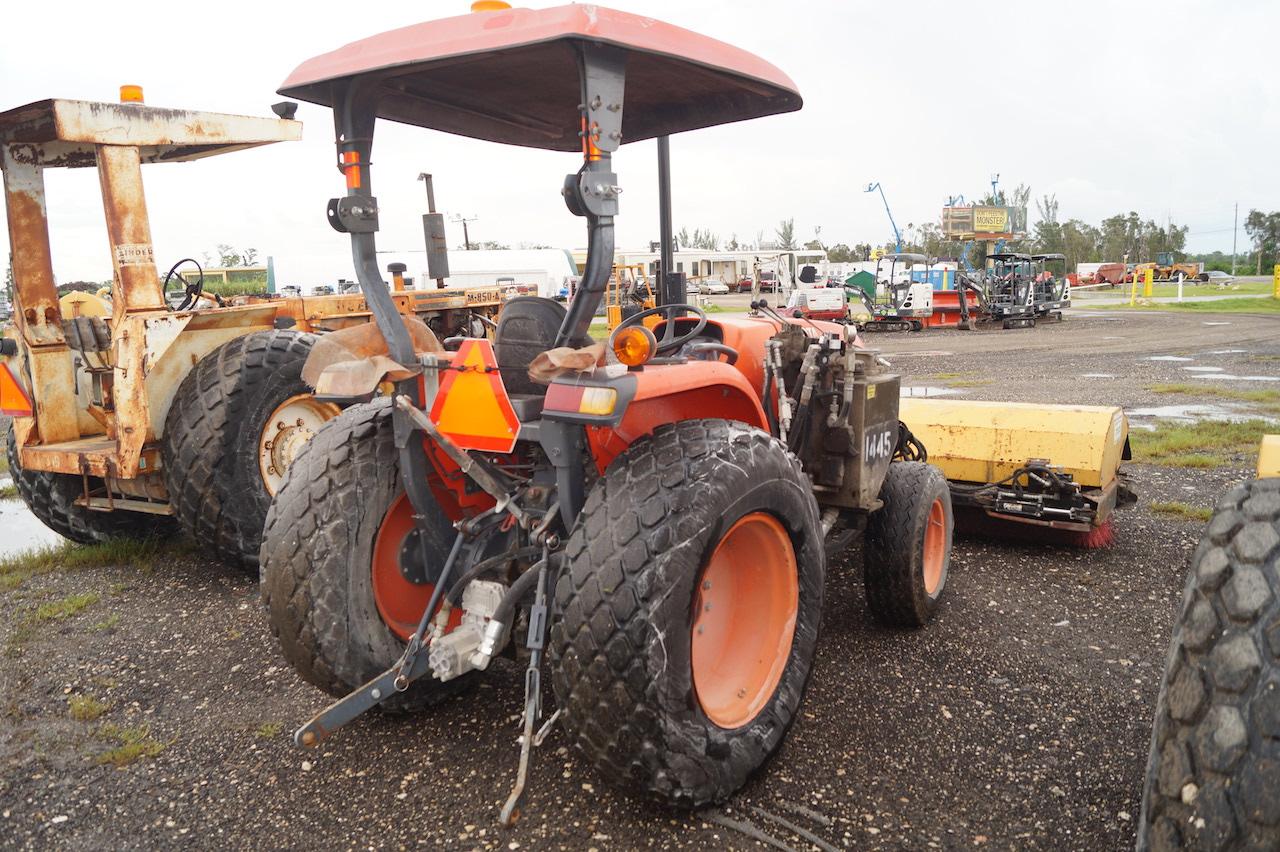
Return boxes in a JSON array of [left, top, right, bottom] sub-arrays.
[[1138, 478, 1280, 850]]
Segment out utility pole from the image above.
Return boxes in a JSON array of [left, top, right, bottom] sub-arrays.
[[1231, 202, 1238, 275], [451, 213, 479, 250]]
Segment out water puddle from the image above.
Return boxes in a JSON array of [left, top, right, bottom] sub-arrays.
[[0, 484, 64, 558], [1082, 373, 1115, 378], [1182, 366, 1224, 372], [1209, 349, 1248, 355], [1146, 355, 1194, 362], [901, 386, 962, 397], [1203, 321, 1232, 326], [1127, 403, 1276, 428], [891, 350, 954, 358]]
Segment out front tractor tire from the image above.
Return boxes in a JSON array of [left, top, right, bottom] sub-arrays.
[[259, 399, 465, 712], [864, 461, 954, 627], [549, 420, 825, 808], [1139, 479, 1280, 850], [6, 427, 176, 544], [163, 330, 337, 572]]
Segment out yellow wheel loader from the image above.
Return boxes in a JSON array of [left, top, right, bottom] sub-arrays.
[[0, 94, 500, 569]]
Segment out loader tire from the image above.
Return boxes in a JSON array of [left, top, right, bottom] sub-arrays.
[[259, 399, 465, 712], [549, 420, 825, 808], [5, 426, 176, 544], [1138, 478, 1280, 851], [864, 461, 953, 627], [163, 330, 336, 572]]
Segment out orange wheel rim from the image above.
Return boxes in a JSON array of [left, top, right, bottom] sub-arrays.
[[371, 494, 460, 642], [923, 498, 946, 596], [691, 512, 798, 729]]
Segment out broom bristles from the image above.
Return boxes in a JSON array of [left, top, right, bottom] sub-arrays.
[[953, 506, 1117, 549]]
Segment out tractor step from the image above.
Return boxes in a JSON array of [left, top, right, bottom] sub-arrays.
[[76, 496, 173, 515]]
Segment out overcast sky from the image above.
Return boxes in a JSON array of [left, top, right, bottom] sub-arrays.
[[2, 0, 1275, 286]]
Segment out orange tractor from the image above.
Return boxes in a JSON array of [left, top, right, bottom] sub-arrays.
[[259, 3, 956, 822]]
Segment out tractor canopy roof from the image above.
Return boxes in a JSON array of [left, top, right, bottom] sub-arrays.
[[1032, 253, 1066, 261], [988, 252, 1032, 261], [0, 99, 300, 169], [277, 4, 802, 151]]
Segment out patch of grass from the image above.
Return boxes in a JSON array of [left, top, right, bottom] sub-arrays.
[[1091, 297, 1280, 314], [255, 721, 283, 739], [928, 372, 991, 388], [1149, 383, 1280, 406], [7, 590, 102, 657], [0, 482, 16, 500], [68, 694, 109, 722], [1129, 419, 1271, 468], [90, 613, 121, 632], [1150, 501, 1214, 522], [0, 537, 190, 593], [94, 724, 165, 767], [34, 591, 100, 622]]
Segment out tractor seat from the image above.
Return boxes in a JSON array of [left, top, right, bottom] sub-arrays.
[[494, 296, 590, 396]]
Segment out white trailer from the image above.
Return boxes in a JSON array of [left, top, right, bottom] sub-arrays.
[[422, 248, 579, 299]]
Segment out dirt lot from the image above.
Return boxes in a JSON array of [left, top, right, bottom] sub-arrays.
[[2, 308, 1278, 850]]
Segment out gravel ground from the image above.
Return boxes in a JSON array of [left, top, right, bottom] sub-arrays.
[[1, 309, 1278, 850]]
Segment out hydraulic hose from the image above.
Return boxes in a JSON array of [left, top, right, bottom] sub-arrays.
[[445, 546, 542, 606], [491, 559, 545, 628]]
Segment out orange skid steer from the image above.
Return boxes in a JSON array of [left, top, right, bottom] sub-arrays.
[[257, 3, 957, 824]]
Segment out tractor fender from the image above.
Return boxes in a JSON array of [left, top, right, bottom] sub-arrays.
[[584, 361, 768, 473]]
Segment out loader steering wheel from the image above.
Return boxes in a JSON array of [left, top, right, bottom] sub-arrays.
[[612, 304, 707, 354], [163, 258, 205, 311]]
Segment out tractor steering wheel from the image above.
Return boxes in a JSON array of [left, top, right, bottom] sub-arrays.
[[611, 303, 708, 355], [163, 258, 205, 311]]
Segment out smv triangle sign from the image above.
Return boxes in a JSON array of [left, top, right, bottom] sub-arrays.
[[429, 339, 520, 454]]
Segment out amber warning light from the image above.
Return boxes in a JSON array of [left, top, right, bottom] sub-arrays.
[[119, 85, 144, 104]]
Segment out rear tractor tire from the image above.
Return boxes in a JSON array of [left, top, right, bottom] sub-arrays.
[[259, 399, 467, 712], [163, 330, 337, 572], [549, 420, 825, 808], [6, 427, 177, 544], [1138, 479, 1280, 850], [864, 461, 954, 627]]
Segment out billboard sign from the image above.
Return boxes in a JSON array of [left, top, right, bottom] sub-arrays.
[[942, 205, 1025, 238]]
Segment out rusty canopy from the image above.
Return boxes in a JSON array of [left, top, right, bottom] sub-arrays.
[[278, 4, 802, 150], [0, 100, 302, 169]]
